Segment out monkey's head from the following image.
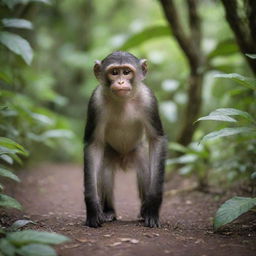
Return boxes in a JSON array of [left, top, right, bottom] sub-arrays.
[[93, 51, 147, 98]]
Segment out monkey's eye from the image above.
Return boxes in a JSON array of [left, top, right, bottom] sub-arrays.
[[111, 69, 119, 76], [123, 69, 131, 75]]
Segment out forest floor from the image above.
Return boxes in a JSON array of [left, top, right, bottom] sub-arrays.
[[3, 163, 256, 256]]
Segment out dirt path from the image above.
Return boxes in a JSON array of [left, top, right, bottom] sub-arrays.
[[5, 164, 256, 256]]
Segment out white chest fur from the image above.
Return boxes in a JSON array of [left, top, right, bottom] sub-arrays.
[[102, 101, 144, 154]]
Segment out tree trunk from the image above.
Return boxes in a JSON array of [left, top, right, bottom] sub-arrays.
[[159, 0, 204, 146], [221, 0, 256, 75], [177, 71, 203, 145]]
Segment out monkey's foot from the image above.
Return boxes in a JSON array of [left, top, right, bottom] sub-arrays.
[[144, 215, 160, 228], [140, 201, 161, 228], [103, 211, 117, 222], [85, 212, 104, 228]]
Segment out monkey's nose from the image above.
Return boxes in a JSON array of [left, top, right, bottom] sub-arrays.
[[118, 81, 124, 85]]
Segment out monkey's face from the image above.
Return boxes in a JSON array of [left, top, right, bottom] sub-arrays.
[[106, 66, 134, 97], [93, 52, 148, 98]]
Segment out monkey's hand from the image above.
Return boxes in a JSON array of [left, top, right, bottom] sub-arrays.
[[85, 202, 104, 228], [141, 196, 161, 228]]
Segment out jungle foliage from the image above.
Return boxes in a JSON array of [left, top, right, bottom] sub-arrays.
[[0, 0, 255, 238]]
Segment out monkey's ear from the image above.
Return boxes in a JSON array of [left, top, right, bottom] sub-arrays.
[[93, 60, 102, 81], [140, 59, 148, 78]]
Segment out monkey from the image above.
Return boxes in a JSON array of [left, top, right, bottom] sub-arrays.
[[83, 51, 167, 228]]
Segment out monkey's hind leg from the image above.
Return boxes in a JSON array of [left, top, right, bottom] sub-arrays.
[[84, 146, 105, 228], [135, 147, 150, 220], [136, 140, 166, 228], [99, 160, 117, 222]]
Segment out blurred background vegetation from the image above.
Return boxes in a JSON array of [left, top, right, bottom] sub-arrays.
[[0, 0, 256, 231]]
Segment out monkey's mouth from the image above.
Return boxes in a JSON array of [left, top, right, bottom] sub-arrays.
[[113, 88, 131, 97]]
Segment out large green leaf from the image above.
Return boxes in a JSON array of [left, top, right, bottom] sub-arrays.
[[0, 194, 22, 210], [197, 115, 237, 123], [0, 167, 20, 182], [7, 230, 70, 246], [0, 32, 33, 65], [209, 108, 255, 122], [0, 239, 16, 256], [214, 73, 256, 90], [2, 19, 33, 29], [207, 39, 238, 60], [10, 220, 35, 231], [0, 146, 27, 158], [0, 137, 28, 156], [17, 244, 57, 256], [1, 0, 51, 9], [0, 137, 25, 150], [214, 196, 256, 230], [200, 127, 256, 143], [197, 108, 255, 124], [120, 25, 171, 50], [245, 53, 256, 59]]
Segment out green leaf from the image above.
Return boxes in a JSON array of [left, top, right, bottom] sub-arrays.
[[197, 115, 237, 122], [0, 155, 13, 165], [179, 165, 193, 175], [0, 137, 25, 151], [0, 146, 27, 158], [0, 32, 33, 65], [209, 108, 255, 123], [197, 108, 256, 124], [2, 19, 33, 29], [31, 113, 54, 125], [10, 220, 35, 231], [41, 129, 73, 139], [251, 172, 256, 179], [17, 244, 57, 256], [245, 53, 256, 59], [120, 25, 171, 50], [214, 196, 256, 230], [0, 194, 22, 210], [214, 73, 256, 90], [7, 230, 70, 246], [0, 72, 12, 84], [0, 137, 28, 156], [168, 142, 189, 153], [0, 239, 16, 256], [200, 127, 256, 143], [167, 154, 197, 165], [207, 39, 238, 60], [0, 167, 20, 182]]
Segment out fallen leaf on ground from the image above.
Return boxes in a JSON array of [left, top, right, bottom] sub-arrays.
[[103, 234, 112, 237], [63, 243, 80, 249], [120, 238, 139, 244], [110, 242, 122, 247], [195, 238, 205, 244], [144, 233, 160, 238], [76, 238, 89, 243]]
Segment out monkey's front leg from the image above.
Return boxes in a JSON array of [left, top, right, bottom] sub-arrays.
[[84, 144, 104, 228], [142, 136, 166, 228]]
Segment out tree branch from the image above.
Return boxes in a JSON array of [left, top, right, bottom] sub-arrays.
[[187, 0, 201, 46], [221, 0, 250, 46], [159, 0, 201, 73], [221, 0, 256, 75], [248, 0, 256, 41]]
